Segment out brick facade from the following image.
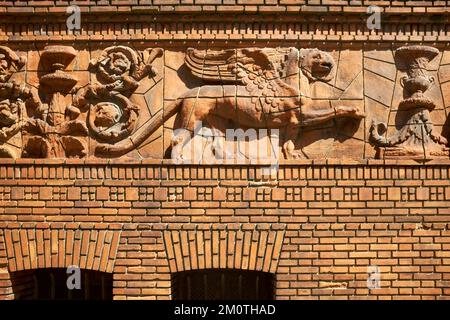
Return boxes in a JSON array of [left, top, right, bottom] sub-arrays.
[[1, 160, 450, 299], [1, 1, 450, 300]]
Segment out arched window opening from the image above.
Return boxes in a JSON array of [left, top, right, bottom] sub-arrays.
[[10, 268, 113, 300], [171, 269, 274, 300]]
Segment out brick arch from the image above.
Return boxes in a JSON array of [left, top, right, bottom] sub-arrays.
[[2, 228, 121, 273], [163, 225, 286, 274]]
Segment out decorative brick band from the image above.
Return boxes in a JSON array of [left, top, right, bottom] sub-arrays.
[[1, 227, 121, 273], [0, 1, 447, 15], [1, 13, 450, 43], [163, 225, 286, 274], [0, 160, 450, 182]]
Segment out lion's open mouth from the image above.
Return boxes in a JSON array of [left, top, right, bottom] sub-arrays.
[[320, 62, 333, 70]]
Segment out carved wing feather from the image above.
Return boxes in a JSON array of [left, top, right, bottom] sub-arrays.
[[235, 49, 284, 113], [185, 48, 286, 83], [185, 48, 238, 82], [185, 47, 292, 113]]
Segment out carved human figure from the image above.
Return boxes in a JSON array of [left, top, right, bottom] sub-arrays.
[[93, 102, 122, 129], [0, 46, 39, 158], [97, 47, 364, 159], [73, 46, 163, 144]]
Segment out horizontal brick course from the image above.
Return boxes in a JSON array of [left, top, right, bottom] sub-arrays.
[[0, 0, 447, 15], [1, 4, 450, 43]]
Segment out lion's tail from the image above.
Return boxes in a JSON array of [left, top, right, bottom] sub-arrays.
[[95, 99, 183, 157]]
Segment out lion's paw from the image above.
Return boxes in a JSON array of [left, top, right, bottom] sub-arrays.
[[283, 141, 305, 160], [290, 151, 305, 160], [335, 106, 365, 119]]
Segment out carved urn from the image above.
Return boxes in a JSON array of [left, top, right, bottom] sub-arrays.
[[370, 45, 449, 160], [39, 45, 78, 127], [39, 45, 78, 94]]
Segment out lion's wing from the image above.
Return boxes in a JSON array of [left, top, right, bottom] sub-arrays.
[[185, 48, 238, 82], [185, 47, 290, 113]]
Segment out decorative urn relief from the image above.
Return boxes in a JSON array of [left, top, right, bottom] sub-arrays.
[[23, 45, 88, 158], [370, 46, 449, 160], [19, 45, 162, 159]]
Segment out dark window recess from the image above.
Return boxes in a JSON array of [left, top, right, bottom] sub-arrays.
[[172, 269, 274, 300], [11, 268, 113, 300]]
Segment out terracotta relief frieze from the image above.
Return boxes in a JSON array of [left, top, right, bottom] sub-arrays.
[[0, 44, 448, 162], [101, 47, 364, 160]]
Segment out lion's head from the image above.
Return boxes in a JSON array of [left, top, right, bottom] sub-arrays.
[[299, 48, 336, 82]]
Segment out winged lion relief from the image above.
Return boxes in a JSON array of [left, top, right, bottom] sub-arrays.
[[95, 47, 365, 160]]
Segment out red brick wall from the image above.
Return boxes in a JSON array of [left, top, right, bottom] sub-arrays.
[[1, 159, 449, 300], [0, 1, 447, 14], [1, 0, 450, 301]]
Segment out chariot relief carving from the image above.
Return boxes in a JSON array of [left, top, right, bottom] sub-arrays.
[[0, 44, 448, 161]]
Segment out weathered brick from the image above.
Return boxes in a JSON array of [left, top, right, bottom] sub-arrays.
[[125, 188, 139, 201], [39, 187, 53, 200], [67, 187, 81, 200], [96, 187, 110, 201], [154, 188, 168, 201]]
